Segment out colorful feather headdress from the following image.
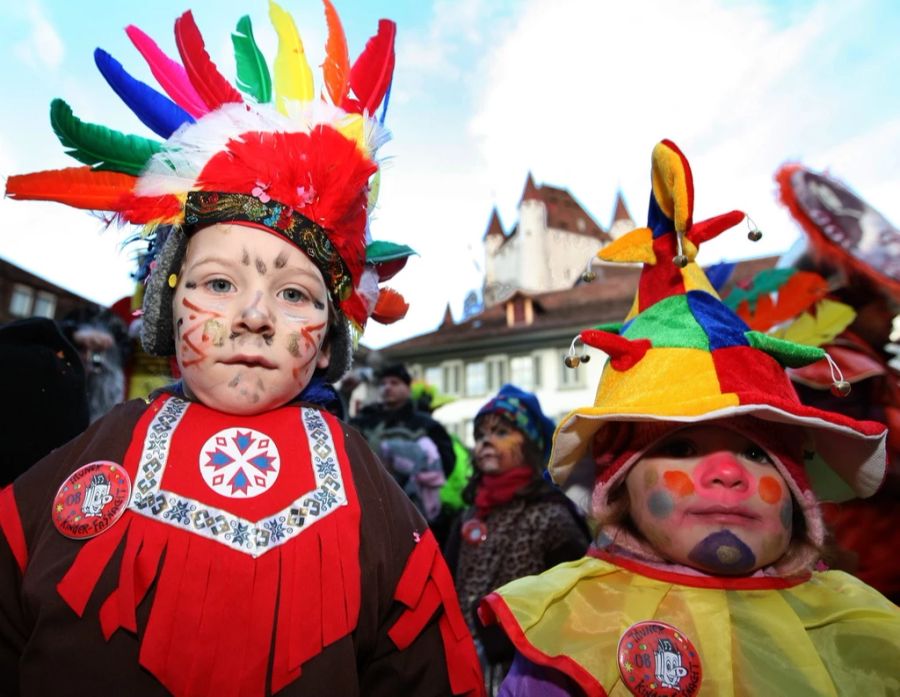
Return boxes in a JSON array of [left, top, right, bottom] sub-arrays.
[[5, 0, 411, 334], [551, 140, 887, 511]]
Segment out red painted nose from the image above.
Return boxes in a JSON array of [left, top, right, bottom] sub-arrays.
[[693, 452, 753, 503]]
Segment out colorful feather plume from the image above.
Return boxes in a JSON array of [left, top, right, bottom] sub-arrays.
[[174, 10, 244, 110], [371, 287, 409, 324], [344, 19, 396, 115], [269, 0, 315, 114], [125, 25, 208, 119], [94, 48, 194, 138], [5, 167, 136, 210], [231, 16, 272, 103], [774, 298, 856, 347], [50, 99, 161, 176], [321, 0, 350, 106]]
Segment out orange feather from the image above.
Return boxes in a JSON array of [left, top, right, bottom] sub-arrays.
[[371, 287, 408, 324], [5, 167, 135, 210], [321, 0, 350, 105]]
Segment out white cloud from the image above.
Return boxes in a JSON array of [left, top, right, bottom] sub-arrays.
[[12, 0, 64, 72]]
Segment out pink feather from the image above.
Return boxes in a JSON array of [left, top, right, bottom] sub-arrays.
[[174, 10, 244, 110], [125, 24, 208, 119], [343, 19, 396, 115]]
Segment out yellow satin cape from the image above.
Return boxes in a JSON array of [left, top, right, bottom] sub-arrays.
[[482, 554, 900, 696]]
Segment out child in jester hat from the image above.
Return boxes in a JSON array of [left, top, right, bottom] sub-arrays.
[[0, 4, 483, 697], [478, 141, 900, 697]]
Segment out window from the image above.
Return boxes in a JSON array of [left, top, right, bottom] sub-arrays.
[[9, 284, 34, 317], [559, 349, 584, 388], [509, 355, 535, 390], [465, 361, 487, 397], [32, 291, 57, 319], [442, 362, 463, 396], [424, 366, 442, 391], [486, 357, 507, 391]]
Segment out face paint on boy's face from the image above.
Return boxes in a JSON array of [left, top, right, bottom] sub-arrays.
[[474, 415, 527, 474], [624, 425, 792, 575], [172, 223, 331, 415]]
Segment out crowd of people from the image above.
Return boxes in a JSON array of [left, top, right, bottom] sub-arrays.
[[0, 3, 898, 696]]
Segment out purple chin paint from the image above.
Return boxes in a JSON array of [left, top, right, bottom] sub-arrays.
[[687, 530, 756, 574]]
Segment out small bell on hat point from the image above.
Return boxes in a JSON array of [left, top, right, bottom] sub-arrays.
[[581, 270, 597, 283], [565, 355, 581, 369], [673, 254, 689, 268], [580, 353, 591, 363], [748, 228, 763, 242], [831, 380, 851, 397]]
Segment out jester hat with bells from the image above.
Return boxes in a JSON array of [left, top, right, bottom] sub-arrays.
[[554, 140, 887, 543], [5, 1, 415, 384]]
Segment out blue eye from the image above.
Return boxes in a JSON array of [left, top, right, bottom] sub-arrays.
[[279, 288, 309, 303], [206, 278, 234, 293]]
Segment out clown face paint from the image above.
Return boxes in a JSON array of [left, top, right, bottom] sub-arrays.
[[625, 425, 792, 575], [474, 414, 527, 474], [172, 224, 330, 415]]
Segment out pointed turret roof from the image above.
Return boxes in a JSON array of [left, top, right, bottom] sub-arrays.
[[482, 208, 505, 240], [440, 303, 454, 328], [520, 172, 541, 203], [611, 190, 633, 223]]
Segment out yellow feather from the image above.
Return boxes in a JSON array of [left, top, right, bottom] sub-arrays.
[[269, 0, 314, 114], [775, 299, 856, 347]]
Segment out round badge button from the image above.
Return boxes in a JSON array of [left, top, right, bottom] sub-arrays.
[[617, 620, 702, 697], [461, 518, 488, 546], [53, 461, 132, 539]]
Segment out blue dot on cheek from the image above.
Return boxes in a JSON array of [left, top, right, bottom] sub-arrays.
[[780, 499, 793, 530], [647, 490, 674, 519]]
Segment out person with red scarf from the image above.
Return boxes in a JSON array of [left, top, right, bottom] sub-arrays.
[[444, 385, 590, 694]]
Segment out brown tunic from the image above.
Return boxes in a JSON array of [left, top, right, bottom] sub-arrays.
[[0, 398, 483, 696]]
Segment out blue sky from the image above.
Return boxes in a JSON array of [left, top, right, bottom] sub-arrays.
[[1, 0, 899, 348]]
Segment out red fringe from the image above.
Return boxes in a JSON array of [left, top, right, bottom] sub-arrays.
[[55, 403, 362, 697], [388, 530, 486, 697], [0, 485, 28, 574]]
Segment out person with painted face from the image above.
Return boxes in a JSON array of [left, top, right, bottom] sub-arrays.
[[444, 385, 589, 694], [479, 142, 900, 697], [0, 5, 483, 696]]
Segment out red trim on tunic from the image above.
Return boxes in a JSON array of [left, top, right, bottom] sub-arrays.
[[55, 396, 363, 697], [389, 529, 486, 697], [0, 485, 28, 573], [479, 592, 608, 697], [587, 549, 810, 590]]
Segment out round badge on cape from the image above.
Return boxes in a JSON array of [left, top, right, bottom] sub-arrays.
[[461, 518, 488, 545], [617, 620, 702, 697], [53, 461, 132, 539]]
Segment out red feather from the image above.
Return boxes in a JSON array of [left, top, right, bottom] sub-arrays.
[[5, 167, 135, 210], [322, 0, 350, 106], [174, 10, 243, 110], [119, 193, 184, 225], [371, 287, 409, 324], [343, 19, 396, 115]]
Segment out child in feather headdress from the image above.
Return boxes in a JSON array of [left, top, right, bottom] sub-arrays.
[[478, 141, 900, 697], [0, 4, 483, 696]]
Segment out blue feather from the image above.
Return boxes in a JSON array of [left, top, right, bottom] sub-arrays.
[[379, 77, 392, 125], [704, 261, 736, 293], [94, 48, 194, 138]]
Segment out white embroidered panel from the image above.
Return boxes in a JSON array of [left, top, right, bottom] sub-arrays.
[[129, 397, 348, 557]]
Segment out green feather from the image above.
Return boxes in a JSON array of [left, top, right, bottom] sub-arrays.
[[365, 240, 416, 263], [50, 99, 161, 176], [232, 16, 272, 103], [724, 268, 796, 312]]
